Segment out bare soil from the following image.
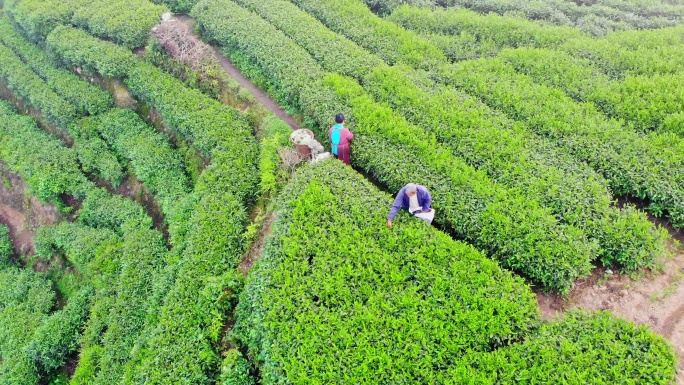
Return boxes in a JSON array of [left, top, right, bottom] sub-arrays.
[[175, 15, 301, 131], [537, 222, 684, 383], [240, 212, 276, 276], [0, 162, 61, 256]]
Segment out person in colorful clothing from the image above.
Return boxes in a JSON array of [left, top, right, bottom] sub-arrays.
[[387, 183, 435, 228], [328, 113, 354, 165]]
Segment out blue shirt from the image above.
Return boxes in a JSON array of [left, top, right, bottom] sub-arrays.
[[387, 185, 432, 221]]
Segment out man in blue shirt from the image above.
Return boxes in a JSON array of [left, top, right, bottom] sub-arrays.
[[387, 183, 435, 228]]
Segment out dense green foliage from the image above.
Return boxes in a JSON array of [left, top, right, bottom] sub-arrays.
[[46, 25, 137, 78], [0, 1, 679, 384], [42, 25, 265, 383], [499, 47, 684, 136], [0, 224, 14, 266], [370, 0, 684, 35], [0, 100, 151, 232], [258, 115, 294, 197], [0, 228, 91, 385], [559, 33, 684, 77], [88, 108, 191, 215], [194, 0, 598, 293], [46, 26, 255, 159], [3, 0, 89, 43], [125, 62, 253, 158], [36, 222, 170, 384], [0, 41, 77, 128], [315, 3, 684, 228], [149, 0, 198, 14], [288, 0, 446, 70], [450, 310, 676, 384], [0, 16, 113, 116], [235, 161, 540, 383], [69, 117, 125, 185], [70, 0, 167, 49], [0, 266, 55, 385], [387, 5, 585, 61], [78, 187, 155, 233], [4, 0, 166, 47], [386, 5, 684, 77], [0, 100, 90, 202], [25, 287, 92, 375], [0, 21, 123, 185], [127, 152, 255, 384], [436, 59, 684, 228], [219, 350, 255, 385], [233, 0, 665, 271]]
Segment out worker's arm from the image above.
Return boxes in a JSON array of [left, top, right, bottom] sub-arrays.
[[421, 187, 433, 212], [346, 128, 354, 141], [387, 190, 404, 222]]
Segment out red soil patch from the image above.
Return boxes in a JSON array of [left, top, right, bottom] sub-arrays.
[[0, 162, 61, 256]]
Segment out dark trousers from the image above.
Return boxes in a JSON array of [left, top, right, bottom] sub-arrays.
[[335, 144, 351, 165]]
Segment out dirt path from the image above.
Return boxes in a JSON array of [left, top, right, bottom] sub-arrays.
[[175, 15, 302, 131], [165, 15, 307, 275], [0, 162, 61, 255], [538, 225, 684, 383]]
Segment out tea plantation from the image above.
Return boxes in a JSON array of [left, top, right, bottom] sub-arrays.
[[0, 0, 681, 383]]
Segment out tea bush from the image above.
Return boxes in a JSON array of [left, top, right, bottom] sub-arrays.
[[0, 29, 123, 186], [388, 5, 584, 49], [449, 310, 676, 384], [287, 0, 446, 70], [4, 0, 166, 48], [87, 108, 191, 216], [0, 100, 91, 202], [0, 260, 90, 385], [437, 59, 684, 228], [234, 161, 540, 383], [36, 222, 170, 383], [3, 0, 90, 43], [0, 266, 55, 385], [0, 224, 13, 267], [71, 0, 167, 49], [0, 42, 77, 128], [499, 47, 684, 136], [0, 16, 113, 116]]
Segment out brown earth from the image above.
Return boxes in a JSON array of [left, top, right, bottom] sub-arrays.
[[239, 211, 276, 276], [175, 15, 302, 131], [0, 162, 61, 256], [537, 223, 684, 384]]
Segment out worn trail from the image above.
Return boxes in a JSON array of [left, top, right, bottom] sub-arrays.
[[176, 15, 302, 131], [538, 238, 684, 383]]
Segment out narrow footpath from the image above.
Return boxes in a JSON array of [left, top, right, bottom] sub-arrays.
[[176, 15, 301, 131]]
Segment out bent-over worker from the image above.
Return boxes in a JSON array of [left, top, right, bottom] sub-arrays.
[[328, 113, 354, 165], [387, 183, 435, 228]]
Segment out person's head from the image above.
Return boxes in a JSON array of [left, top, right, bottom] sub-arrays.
[[335, 113, 345, 124], [405, 183, 417, 198]]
